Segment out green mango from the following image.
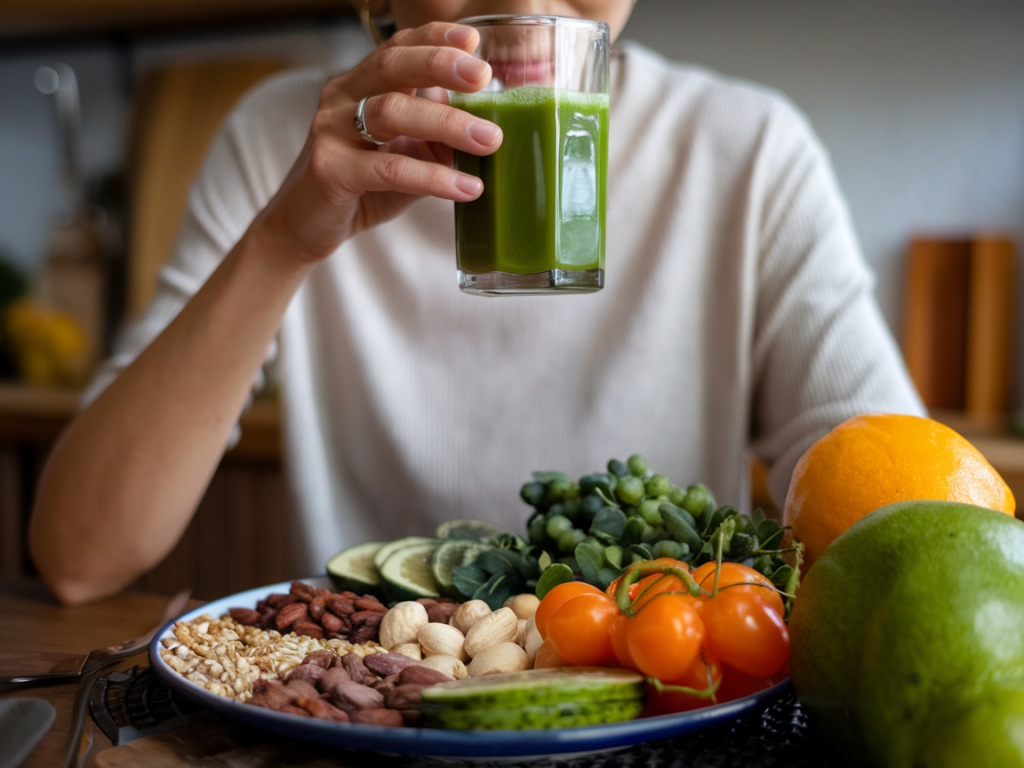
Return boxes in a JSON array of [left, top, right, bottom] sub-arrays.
[[789, 500, 1024, 768]]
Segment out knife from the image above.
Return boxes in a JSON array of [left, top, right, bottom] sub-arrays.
[[60, 588, 191, 768], [0, 699, 57, 768]]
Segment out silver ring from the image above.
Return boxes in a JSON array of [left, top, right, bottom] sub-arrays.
[[354, 96, 386, 146]]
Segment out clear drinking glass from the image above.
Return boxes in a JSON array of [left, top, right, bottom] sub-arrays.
[[450, 15, 610, 296]]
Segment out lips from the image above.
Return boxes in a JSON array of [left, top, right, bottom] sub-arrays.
[[487, 59, 554, 86]]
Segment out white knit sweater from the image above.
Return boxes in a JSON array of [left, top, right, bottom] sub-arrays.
[[88, 42, 924, 573]]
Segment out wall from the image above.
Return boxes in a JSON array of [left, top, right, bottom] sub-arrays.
[[0, 22, 369, 274], [622, 0, 1024, 405], [2, 1, 1023, 402]]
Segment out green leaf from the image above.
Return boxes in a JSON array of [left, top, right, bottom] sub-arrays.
[[532, 471, 570, 483], [622, 517, 646, 544], [594, 487, 620, 509], [575, 542, 605, 584], [451, 564, 489, 599], [597, 566, 623, 590], [627, 543, 653, 561], [535, 563, 575, 599], [473, 549, 516, 577], [756, 519, 786, 551], [604, 545, 624, 569], [473, 573, 513, 610], [769, 564, 794, 592], [590, 506, 627, 540], [730, 532, 755, 560]]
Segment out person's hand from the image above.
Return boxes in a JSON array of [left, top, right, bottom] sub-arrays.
[[252, 22, 501, 264]]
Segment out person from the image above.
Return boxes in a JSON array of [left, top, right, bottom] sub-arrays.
[[29, 0, 924, 605]]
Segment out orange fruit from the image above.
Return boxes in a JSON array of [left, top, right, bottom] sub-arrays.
[[784, 413, 1014, 569]]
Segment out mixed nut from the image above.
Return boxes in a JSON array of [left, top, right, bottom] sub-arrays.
[[160, 581, 543, 727]]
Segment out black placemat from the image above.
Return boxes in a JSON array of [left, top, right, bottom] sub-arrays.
[[111, 669, 837, 767]]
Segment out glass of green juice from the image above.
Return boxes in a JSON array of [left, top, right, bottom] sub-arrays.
[[450, 15, 610, 296]]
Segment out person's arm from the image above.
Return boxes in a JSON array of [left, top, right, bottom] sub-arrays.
[[747, 100, 925, 508], [29, 22, 502, 605]]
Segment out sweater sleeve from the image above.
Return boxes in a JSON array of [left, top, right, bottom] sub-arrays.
[[747, 100, 925, 508]]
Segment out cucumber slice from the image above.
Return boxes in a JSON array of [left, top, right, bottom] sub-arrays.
[[372, 536, 440, 574], [435, 519, 514, 543], [325, 541, 386, 596], [423, 698, 644, 730], [378, 541, 442, 602], [420, 667, 646, 709]]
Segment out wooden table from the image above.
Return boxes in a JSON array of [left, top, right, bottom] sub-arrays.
[[0, 578, 204, 767]]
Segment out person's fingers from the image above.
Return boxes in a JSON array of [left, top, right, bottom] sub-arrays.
[[380, 22, 479, 54], [345, 44, 491, 100], [348, 149, 483, 202], [347, 92, 500, 153]]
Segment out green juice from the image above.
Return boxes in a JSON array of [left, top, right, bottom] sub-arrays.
[[452, 87, 609, 281]]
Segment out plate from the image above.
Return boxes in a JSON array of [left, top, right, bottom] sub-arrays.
[[150, 578, 790, 758]]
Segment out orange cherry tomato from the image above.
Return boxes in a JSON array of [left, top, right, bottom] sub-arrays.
[[691, 561, 786, 619], [643, 647, 724, 715], [609, 612, 640, 671], [607, 559, 691, 603], [699, 589, 789, 678], [546, 592, 620, 666], [625, 593, 705, 680], [535, 582, 603, 639], [533, 638, 570, 669], [631, 573, 692, 611]]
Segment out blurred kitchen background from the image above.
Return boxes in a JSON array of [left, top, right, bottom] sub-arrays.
[[1, 0, 1022, 596]]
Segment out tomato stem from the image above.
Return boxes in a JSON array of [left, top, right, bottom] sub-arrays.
[[711, 527, 725, 597], [616, 562, 701, 617], [647, 674, 721, 702]]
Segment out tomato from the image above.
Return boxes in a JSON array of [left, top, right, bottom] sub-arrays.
[[535, 581, 603, 639], [631, 573, 692, 611], [533, 638, 570, 669], [691, 561, 785, 619], [699, 589, 789, 678], [609, 612, 639, 671], [625, 594, 705, 680], [606, 558, 690, 600], [546, 592, 620, 666], [643, 647, 724, 715]]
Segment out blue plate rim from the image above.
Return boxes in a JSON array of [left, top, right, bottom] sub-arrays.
[[149, 577, 790, 758]]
